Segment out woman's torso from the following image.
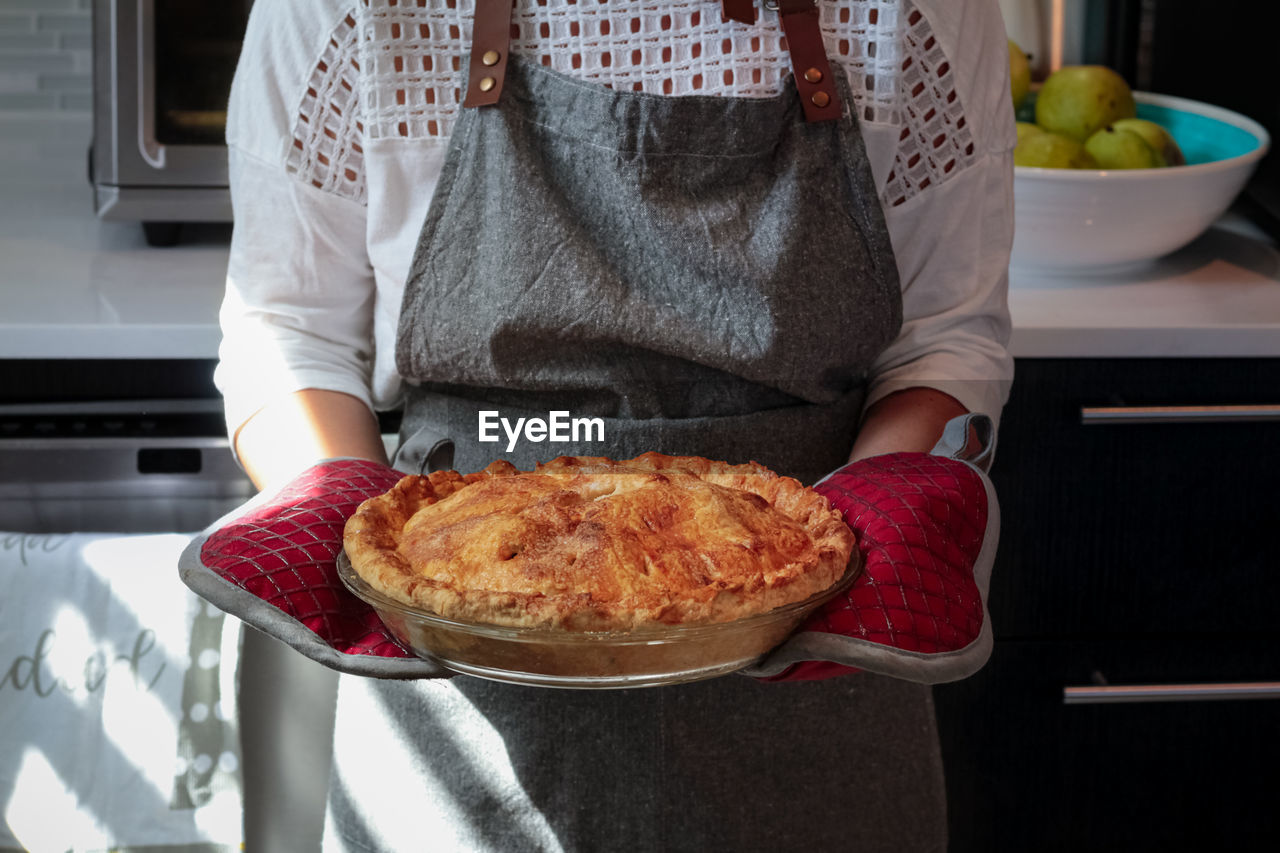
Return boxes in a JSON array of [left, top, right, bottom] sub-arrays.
[[248, 0, 984, 413]]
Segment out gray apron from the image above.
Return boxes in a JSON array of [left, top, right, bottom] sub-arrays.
[[323, 57, 946, 852]]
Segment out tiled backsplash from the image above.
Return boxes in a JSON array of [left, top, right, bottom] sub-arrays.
[[0, 0, 92, 113]]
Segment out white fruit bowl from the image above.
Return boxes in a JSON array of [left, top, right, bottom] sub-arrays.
[[1011, 92, 1270, 273]]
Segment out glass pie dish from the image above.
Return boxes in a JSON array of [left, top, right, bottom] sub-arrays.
[[336, 551, 859, 689]]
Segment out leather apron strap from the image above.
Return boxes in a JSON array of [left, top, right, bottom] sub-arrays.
[[777, 0, 842, 121], [460, 0, 514, 108], [462, 0, 841, 120]]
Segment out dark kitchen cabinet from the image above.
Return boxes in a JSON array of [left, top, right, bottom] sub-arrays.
[[933, 358, 1280, 853]]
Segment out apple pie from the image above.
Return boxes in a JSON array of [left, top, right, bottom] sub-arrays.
[[342, 452, 857, 632]]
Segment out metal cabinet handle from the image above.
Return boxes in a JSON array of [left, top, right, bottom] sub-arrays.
[[1080, 405, 1280, 425], [1063, 682, 1280, 704]]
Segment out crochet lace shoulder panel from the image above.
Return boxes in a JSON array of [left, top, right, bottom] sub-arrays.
[[287, 1, 977, 208], [285, 10, 367, 204]]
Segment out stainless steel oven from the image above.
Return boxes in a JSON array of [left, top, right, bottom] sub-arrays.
[[90, 0, 252, 246]]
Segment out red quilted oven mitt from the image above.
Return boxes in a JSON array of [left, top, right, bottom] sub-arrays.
[[742, 419, 999, 684], [178, 458, 446, 678]]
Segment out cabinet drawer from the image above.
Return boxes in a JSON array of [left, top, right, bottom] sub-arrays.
[[989, 358, 1280, 638], [934, 636, 1280, 853]]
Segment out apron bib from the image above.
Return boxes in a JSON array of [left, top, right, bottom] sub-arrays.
[[324, 36, 944, 853], [393, 55, 901, 484]]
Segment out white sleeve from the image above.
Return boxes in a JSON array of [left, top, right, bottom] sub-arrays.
[[863, 0, 1017, 426], [213, 0, 377, 439]]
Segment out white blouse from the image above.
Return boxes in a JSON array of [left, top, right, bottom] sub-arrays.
[[216, 0, 1017, 442]]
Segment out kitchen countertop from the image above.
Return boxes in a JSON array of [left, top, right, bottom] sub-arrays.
[[1009, 215, 1280, 358], [4, 115, 1280, 361], [1, 116, 228, 360]]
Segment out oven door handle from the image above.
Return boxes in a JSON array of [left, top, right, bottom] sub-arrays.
[[136, 0, 165, 169]]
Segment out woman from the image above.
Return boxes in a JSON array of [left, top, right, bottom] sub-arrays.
[[217, 1, 1015, 849]]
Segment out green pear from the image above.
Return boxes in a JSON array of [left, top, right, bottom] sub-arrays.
[[1109, 117, 1185, 166], [1083, 125, 1162, 169], [1035, 65, 1137, 142], [1009, 39, 1032, 110], [1014, 131, 1099, 169], [1016, 121, 1045, 142]]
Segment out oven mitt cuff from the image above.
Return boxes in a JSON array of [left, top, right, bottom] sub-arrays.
[[741, 413, 999, 684], [178, 458, 448, 679]]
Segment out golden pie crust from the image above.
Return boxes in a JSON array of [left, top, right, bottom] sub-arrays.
[[342, 452, 858, 632]]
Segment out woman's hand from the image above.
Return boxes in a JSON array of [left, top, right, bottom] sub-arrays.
[[233, 389, 390, 491]]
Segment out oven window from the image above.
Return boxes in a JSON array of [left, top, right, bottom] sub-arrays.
[[154, 1, 253, 146]]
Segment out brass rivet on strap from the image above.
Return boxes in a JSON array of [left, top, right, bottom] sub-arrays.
[[811, 90, 831, 108], [482, 50, 501, 67], [479, 76, 496, 93], [804, 67, 823, 84]]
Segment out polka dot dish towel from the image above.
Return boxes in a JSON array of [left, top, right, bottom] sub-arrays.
[[0, 533, 243, 852]]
